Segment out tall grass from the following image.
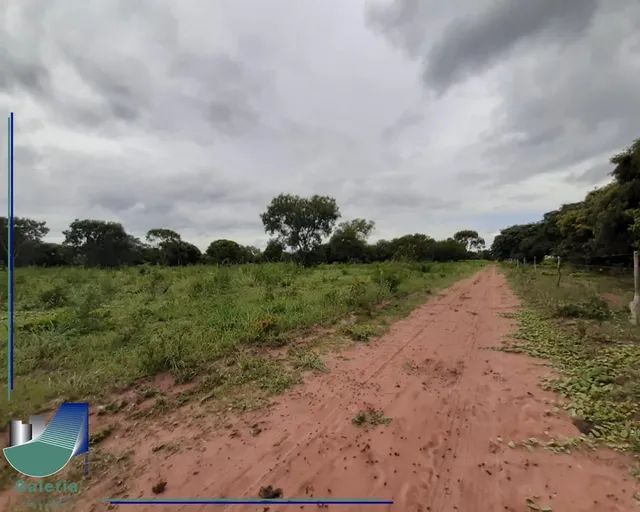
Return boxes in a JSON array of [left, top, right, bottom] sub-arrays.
[[0, 261, 485, 423]]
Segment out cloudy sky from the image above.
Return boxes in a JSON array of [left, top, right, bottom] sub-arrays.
[[2, 0, 639, 250]]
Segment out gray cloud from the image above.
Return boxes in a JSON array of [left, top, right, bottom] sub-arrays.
[[381, 108, 425, 142], [425, 0, 598, 93], [2, 0, 638, 250], [566, 162, 612, 185]]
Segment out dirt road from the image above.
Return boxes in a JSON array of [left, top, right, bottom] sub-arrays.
[[60, 267, 640, 510]]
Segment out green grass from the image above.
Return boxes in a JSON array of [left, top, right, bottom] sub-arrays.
[[503, 262, 640, 451], [0, 261, 486, 424]]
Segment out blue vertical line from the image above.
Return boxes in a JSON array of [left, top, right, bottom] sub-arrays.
[[8, 113, 14, 397], [6, 115, 9, 400]]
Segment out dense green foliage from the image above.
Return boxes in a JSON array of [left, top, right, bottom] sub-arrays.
[[206, 239, 257, 264], [492, 138, 640, 264], [146, 228, 201, 266], [0, 260, 485, 425], [260, 194, 341, 264], [1, 194, 483, 268]]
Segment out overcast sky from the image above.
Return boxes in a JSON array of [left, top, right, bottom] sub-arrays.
[[1, 0, 639, 250]]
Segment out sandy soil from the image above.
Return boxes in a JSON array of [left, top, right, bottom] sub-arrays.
[[4, 266, 638, 511]]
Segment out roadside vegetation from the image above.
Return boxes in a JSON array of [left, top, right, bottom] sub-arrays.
[[493, 137, 640, 265], [504, 262, 640, 452], [0, 260, 485, 425]]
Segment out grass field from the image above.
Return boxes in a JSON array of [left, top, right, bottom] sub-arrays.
[[0, 260, 486, 425], [504, 262, 640, 452]]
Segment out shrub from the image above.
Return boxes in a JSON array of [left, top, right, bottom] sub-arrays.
[[371, 265, 404, 293], [555, 296, 611, 320], [344, 278, 368, 305]]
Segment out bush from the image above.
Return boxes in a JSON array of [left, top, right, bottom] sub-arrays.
[[555, 296, 611, 321], [344, 277, 370, 308], [371, 265, 404, 293]]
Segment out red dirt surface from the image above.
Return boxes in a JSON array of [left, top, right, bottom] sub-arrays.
[[4, 266, 638, 511]]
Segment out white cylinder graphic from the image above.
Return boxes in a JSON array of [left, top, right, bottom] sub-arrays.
[[9, 420, 32, 447]]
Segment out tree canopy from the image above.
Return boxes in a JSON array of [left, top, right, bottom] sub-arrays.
[[2, 193, 488, 268], [261, 194, 340, 264], [492, 137, 640, 264], [63, 219, 139, 267], [206, 239, 252, 264], [146, 228, 201, 266], [328, 218, 375, 262], [453, 230, 485, 251], [0, 217, 49, 266]]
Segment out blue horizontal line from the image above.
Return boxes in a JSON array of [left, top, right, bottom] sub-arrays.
[[106, 499, 393, 505]]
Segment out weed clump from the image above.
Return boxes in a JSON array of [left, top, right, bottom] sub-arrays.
[[39, 285, 68, 309], [352, 408, 391, 427], [138, 330, 198, 383], [340, 323, 379, 342], [288, 347, 327, 372]]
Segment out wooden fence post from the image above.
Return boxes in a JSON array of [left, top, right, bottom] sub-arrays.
[[556, 256, 561, 287], [533, 256, 537, 272], [630, 251, 640, 325]]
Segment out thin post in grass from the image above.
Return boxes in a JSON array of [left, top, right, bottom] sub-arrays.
[[556, 256, 561, 287], [630, 250, 640, 326], [533, 256, 537, 272]]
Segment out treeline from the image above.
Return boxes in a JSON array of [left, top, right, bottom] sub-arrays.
[[0, 195, 486, 268], [492, 138, 640, 265]]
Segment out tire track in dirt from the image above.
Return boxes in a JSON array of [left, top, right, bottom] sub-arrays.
[[210, 283, 478, 508], [69, 266, 638, 512]]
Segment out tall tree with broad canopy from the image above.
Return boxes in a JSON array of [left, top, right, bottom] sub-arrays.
[[206, 239, 249, 264], [0, 217, 49, 266], [63, 219, 137, 267], [453, 230, 485, 251], [261, 194, 340, 265], [145, 228, 201, 266], [329, 218, 375, 262], [263, 239, 285, 262]]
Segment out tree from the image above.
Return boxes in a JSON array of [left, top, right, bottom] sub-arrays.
[[164, 240, 201, 266], [32, 242, 73, 266], [260, 194, 340, 265], [453, 230, 485, 251], [432, 239, 468, 261], [611, 138, 640, 184], [0, 217, 49, 266], [328, 218, 375, 262], [63, 219, 137, 267], [263, 239, 285, 262], [388, 234, 435, 261], [145, 228, 201, 266], [369, 239, 395, 262], [492, 135, 640, 265], [206, 239, 248, 264], [244, 246, 262, 263], [146, 228, 181, 247]]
